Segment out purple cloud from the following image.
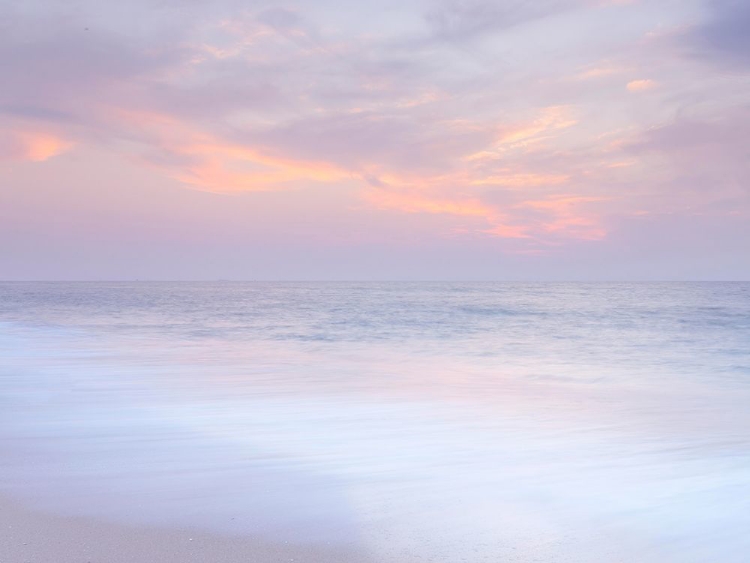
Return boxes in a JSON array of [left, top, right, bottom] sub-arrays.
[[424, 0, 586, 42], [686, 0, 750, 68]]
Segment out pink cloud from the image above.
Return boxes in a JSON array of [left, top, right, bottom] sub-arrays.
[[0, 128, 73, 162], [626, 79, 656, 92]]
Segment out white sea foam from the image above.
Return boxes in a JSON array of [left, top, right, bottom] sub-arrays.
[[1, 282, 749, 561]]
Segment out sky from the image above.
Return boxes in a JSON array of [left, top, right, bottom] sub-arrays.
[[0, 0, 749, 280]]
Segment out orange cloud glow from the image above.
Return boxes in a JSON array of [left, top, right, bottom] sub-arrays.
[[365, 184, 533, 239], [482, 224, 532, 239], [465, 107, 577, 163], [627, 79, 656, 92], [98, 107, 609, 243], [521, 196, 608, 240], [576, 64, 624, 79], [470, 172, 570, 188], [6, 132, 73, 162], [365, 189, 492, 218], [112, 109, 352, 192], [497, 106, 578, 146], [175, 141, 351, 192]]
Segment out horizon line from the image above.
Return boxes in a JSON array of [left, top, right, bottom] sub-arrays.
[[1, 279, 749, 284]]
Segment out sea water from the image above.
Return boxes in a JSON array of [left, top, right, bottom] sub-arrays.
[[1, 282, 749, 562]]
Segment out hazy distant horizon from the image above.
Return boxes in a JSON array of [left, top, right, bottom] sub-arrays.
[[3, 278, 750, 283]]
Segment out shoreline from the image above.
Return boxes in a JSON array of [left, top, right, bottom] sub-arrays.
[[0, 494, 372, 563]]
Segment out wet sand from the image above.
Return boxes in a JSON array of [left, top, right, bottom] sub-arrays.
[[0, 494, 371, 563]]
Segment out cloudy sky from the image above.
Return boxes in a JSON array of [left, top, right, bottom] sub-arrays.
[[1, 0, 748, 280]]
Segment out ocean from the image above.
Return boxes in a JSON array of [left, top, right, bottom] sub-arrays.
[[1, 282, 749, 562]]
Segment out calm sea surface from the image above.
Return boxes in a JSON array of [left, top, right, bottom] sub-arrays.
[[1, 282, 749, 561]]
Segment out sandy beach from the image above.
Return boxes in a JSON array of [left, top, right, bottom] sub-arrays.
[[0, 494, 372, 563]]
